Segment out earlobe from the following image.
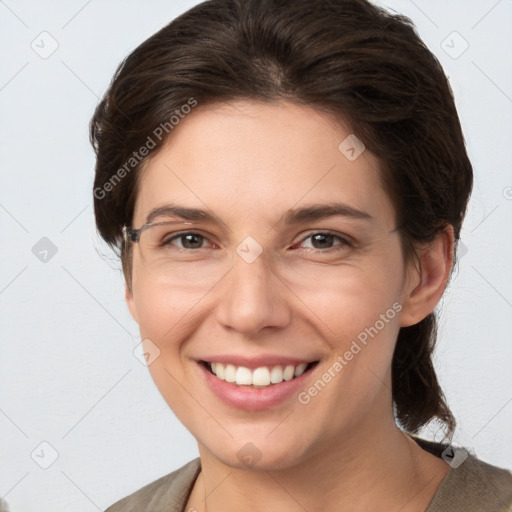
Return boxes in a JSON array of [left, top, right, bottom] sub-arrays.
[[399, 225, 454, 327], [125, 284, 139, 324]]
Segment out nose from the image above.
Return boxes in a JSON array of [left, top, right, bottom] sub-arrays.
[[215, 249, 292, 336]]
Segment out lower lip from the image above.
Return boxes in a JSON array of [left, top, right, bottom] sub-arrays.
[[198, 362, 316, 411]]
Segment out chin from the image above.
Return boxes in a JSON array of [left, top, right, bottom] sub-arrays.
[[198, 431, 313, 472]]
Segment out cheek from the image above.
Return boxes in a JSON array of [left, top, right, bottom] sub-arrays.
[[131, 256, 212, 341], [130, 276, 204, 421], [289, 253, 405, 346]]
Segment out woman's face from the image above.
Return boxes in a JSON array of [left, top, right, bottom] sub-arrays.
[[127, 100, 418, 469]]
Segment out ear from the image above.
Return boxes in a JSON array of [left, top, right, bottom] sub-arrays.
[[125, 284, 139, 324], [399, 225, 455, 327]]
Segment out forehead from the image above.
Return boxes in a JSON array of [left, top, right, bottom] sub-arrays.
[[133, 100, 395, 230]]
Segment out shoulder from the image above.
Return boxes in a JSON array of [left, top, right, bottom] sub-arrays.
[[430, 455, 512, 511], [104, 458, 201, 512], [411, 435, 512, 512]]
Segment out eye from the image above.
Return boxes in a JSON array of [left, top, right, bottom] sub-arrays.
[[158, 230, 352, 252], [164, 232, 212, 250], [294, 232, 352, 251]]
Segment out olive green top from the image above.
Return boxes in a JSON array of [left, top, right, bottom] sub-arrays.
[[105, 436, 512, 511]]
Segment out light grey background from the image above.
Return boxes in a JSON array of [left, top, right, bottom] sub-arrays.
[[1, 0, 511, 510]]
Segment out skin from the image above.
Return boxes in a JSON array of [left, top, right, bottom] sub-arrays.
[[126, 100, 453, 511]]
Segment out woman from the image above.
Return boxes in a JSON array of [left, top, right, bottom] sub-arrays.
[[91, 0, 512, 510]]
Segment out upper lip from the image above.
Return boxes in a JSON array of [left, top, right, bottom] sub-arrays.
[[198, 355, 319, 369]]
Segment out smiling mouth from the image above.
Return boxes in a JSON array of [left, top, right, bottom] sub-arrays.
[[201, 361, 319, 388]]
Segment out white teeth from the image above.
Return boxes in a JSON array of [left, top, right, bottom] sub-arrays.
[[224, 364, 236, 383], [252, 367, 271, 386], [283, 365, 295, 381], [208, 361, 312, 387], [270, 365, 283, 384], [215, 363, 225, 380], [294, 363, 307, 377], [235, 367, 253, 386]]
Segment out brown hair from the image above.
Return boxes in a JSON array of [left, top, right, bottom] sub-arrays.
[[90, 0, 473, 437]]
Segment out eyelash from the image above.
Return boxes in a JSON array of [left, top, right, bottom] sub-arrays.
[[164, 231, 353, 252], [293, 232, 353, 251]]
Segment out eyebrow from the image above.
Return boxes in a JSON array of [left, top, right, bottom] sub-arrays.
[[281, 202, 373, 224], [145, 202, 373, 226]]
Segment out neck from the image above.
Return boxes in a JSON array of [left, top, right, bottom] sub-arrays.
[[187, 414, 449, 512]]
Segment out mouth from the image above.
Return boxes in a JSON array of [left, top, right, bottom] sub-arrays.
[[200, 360, 319, 388]]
